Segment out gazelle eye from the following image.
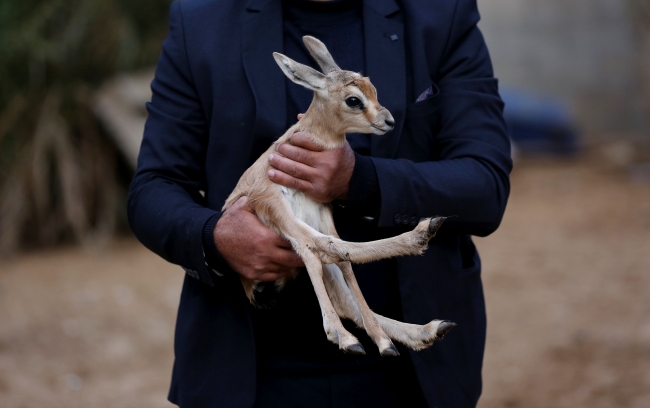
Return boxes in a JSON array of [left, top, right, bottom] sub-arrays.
[[345, 97, 363, 108]]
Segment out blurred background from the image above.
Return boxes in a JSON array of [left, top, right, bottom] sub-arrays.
[[0, 0, 649, 407]]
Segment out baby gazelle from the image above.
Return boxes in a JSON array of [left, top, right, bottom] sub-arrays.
[[223, 36, 455, 356]]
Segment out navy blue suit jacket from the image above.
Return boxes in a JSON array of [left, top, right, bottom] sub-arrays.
[[128, 0, 512, 406]]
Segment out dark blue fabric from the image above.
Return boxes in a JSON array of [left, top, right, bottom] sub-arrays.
[[253, 355, 427, 407], [128, 0, 512, 407], [345, 152, 380, 216], [201, 213, 220, 261]]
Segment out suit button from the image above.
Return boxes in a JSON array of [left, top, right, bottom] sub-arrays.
[[402, 216, 409, 225], [410, 216, 418, 226], [205, 262, 225, 277], [394, 214, 402, 224], [182, 267, 200, 280]]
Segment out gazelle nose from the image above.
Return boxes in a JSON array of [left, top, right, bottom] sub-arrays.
[[385, 118, 395, 127]]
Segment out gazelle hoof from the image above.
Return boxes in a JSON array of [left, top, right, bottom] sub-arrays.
[[343, 343, 366, 355], [436, 321, 456, 339], [428, 217, 447, 236], [380, 343, 400, 357]]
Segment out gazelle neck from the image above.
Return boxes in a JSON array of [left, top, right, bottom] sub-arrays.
[[297, 95, 346, 150]]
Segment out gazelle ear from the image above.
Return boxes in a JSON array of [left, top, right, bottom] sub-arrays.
[[303, 36, 340, 74], [273, 52, 327, 92]]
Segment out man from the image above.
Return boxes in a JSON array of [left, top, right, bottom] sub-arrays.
[[128, 0, 512, 407]]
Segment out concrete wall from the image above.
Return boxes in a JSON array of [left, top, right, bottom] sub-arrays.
[[478, 0, 647, 142]]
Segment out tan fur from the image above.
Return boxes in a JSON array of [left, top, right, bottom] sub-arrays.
[[222, 36, 450, 354]]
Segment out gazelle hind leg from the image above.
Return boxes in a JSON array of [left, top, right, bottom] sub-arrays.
[[374, 315, 456, 350], [322, 263, 456, 350]]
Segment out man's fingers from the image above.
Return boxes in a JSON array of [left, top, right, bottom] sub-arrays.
[[277, 142, 317, 165], [289, 132, 325, 152], [255, 259, 302, 281], [231, 195, 255, 214], [257, 265, 299, 282], [271, 237, 304, 267], [231, 195, 247, 208], [268, 153, 315, 180], [273, 247, 305, 268], [272, 234, 295, 249], [256, 271, 289, 282], [268, 169, 313, 193]]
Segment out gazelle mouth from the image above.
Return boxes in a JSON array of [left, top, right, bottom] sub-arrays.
[[371, 124, 393, 133]]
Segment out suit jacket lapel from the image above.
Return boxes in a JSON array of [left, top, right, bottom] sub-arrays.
[[364, 0, 407, 159], [242, 0, 287, 143]]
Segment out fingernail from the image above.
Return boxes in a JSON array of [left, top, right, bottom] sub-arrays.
[[268, 170, 275, 178], [269, 154, 274, 161]]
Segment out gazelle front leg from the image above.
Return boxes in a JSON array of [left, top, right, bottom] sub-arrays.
[[336, 262, 400, 356], [291, 239, 366, 355], [315, 217, 446, 265]]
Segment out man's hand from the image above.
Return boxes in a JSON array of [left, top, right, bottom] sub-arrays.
[[267, 131, 355, 202], [213, 196, 304, 281]]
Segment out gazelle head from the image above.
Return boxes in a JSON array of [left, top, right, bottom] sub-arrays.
[[273, 36, 395, 143]]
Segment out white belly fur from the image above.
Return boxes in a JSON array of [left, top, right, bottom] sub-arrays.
[[280, 186, 327, 233]]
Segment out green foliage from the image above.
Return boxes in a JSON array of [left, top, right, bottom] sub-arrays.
[[0, 0, 170, 102], [0, 0, 172, 252]]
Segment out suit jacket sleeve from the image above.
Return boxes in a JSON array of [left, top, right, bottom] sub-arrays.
[[128, 1, 219, 286], [371, 0, 512, 237]]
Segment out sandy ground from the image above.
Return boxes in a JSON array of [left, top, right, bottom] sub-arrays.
[[0, 158, 649, 407], [477, 158, 650, 408]]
